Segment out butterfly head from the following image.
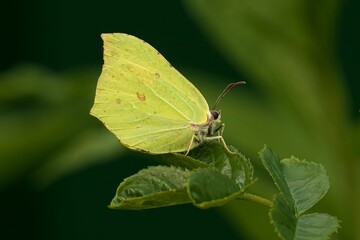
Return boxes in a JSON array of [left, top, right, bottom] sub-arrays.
[[208, 110, 222, 136]]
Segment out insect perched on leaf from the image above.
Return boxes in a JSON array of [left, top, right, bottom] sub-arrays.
[[90, 33, 245, 154]]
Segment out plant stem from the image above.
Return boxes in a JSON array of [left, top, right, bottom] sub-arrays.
[[238, 193, 273, 208]]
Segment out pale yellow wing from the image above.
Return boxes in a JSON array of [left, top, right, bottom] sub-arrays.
[[90, 33, 209, 154]]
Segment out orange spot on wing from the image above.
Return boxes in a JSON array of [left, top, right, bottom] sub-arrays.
[[136, 92, 146, 101]]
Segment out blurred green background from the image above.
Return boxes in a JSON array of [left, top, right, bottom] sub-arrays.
[[1, 0, 359, 239]]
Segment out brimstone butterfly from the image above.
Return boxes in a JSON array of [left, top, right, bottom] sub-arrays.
[[90, 33, 244, 154]]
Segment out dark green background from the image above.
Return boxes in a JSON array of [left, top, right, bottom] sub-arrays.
[[2, 1, 359, 108], [1, 0, 359, 239], [1, 1, 243, 239]]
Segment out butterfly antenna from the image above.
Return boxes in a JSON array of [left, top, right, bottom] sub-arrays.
[[212, 81, 246, 110]]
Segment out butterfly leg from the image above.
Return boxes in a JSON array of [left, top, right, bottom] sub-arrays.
[[212, 123, 224, 138], [207, 123, 235, 153], [217, 123, 225, 137], [219, 135, 236, 154], [219, 124, 237, 154], [204, 134, 236, 154]]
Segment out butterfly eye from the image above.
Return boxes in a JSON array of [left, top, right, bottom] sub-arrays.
[[211, 111, 220, 120]]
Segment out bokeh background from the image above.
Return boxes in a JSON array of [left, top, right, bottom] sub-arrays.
[[1, 0, 359, 239]]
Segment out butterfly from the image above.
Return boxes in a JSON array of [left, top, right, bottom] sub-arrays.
[[90, 33, 245, 154]]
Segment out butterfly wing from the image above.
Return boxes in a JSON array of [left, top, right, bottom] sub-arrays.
[[90, 33, 209, 154]]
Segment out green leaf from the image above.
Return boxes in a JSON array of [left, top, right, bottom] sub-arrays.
[[188, 168, 243, 208], [260, 146, 330, 215], [109, 166, 192, 210], [295, 213, 340, 240], [270, 194, 297, 239], [270, 194, 340, 240], [189, 141, 253, 188], [282, 157, 329, 214], [263, 146, 340, 239], [159, 152, 208, 170], [259, 146, 294, 205]]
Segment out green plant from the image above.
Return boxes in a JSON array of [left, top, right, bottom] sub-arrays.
[[105, 139, 339, 239], [89, 25, 341, 239]]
